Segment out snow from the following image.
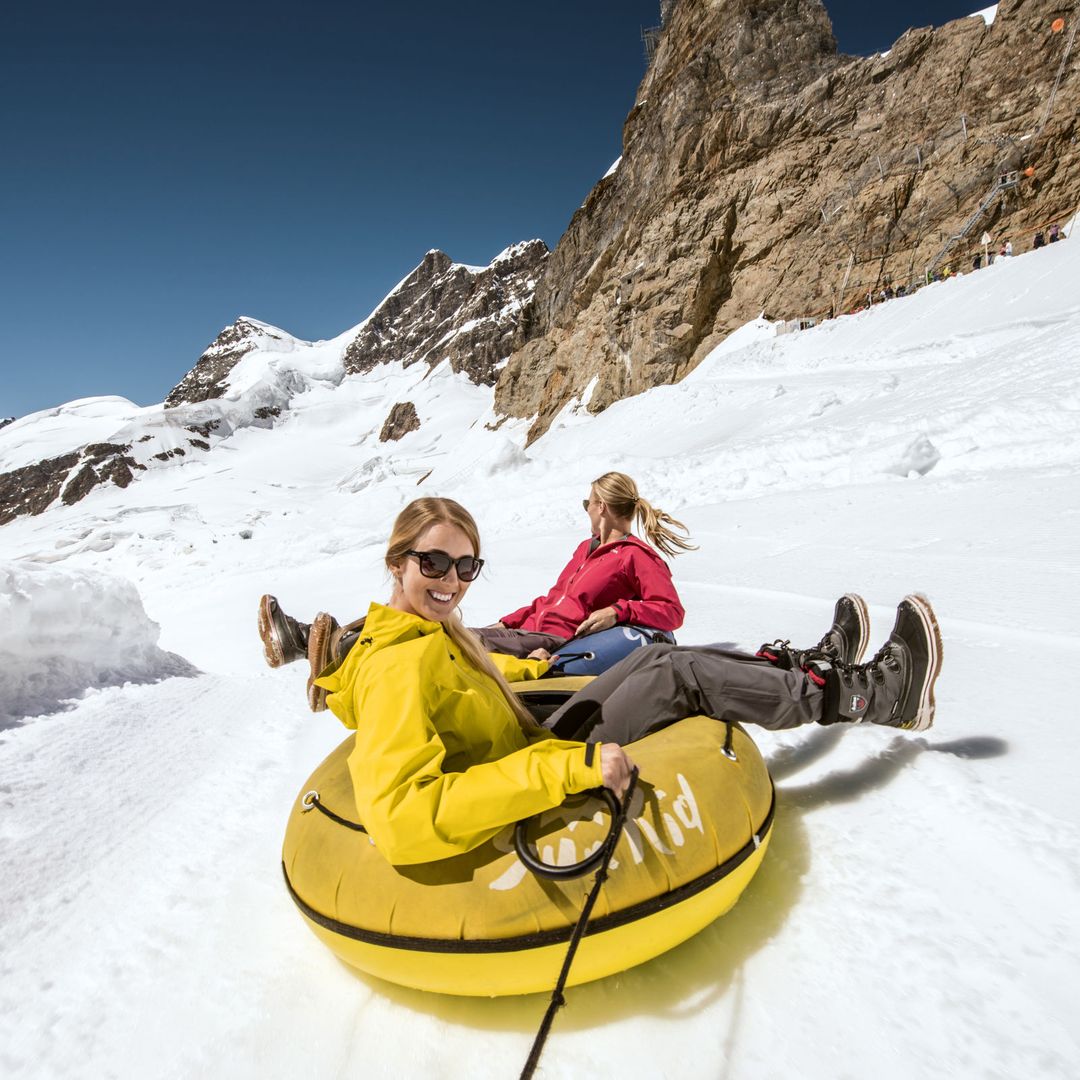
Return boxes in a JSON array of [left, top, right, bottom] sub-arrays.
[[493, 240, 544, 264], [2, 239, 1080, 1078], [0, 396, 145, 473], [0, 562, 197, 728], [971, 4, 998, 26], [603, 156, 622, 179]]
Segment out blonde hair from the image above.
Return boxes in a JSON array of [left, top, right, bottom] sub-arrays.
[[591, 472, 696, 558], [386, 497, 539, 732]]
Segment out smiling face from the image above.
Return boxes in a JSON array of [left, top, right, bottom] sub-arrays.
[[388, 521, 476, 622]]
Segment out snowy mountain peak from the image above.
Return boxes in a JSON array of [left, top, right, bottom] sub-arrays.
[[341, 239, 548, 386], [165, 316, 298, 409], [0, 240, 548, 526]]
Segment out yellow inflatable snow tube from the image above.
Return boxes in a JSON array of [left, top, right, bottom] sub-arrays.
[[281, 677, 774, 997]]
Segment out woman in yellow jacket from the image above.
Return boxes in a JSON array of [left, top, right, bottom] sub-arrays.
[[314, 496, 622, 866], [313, 497, 942, 867]]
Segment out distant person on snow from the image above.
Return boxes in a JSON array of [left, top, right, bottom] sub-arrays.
[[298, 496, 943, 865], [1033, 231, 1046, 249], [1049, 223, 1062, 242], [259, 472, 694, 710], [972, 253, 983, 270]]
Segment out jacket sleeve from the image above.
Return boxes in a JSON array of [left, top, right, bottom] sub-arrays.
[[489, 652, 550, 682], [611, 549, 685, 631], [346, 655, 604, 866], [499, 599, 538, 630], [500, 545, 581, 628]]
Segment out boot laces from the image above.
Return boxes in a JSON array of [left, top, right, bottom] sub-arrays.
[[813, 635, 840, 659], [837, 643, 899, 687]]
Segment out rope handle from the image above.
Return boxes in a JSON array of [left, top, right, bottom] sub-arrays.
[[513, 787, 620, 880], [519, 768, 639, 1080]]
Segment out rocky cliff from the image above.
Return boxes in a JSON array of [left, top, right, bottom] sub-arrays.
[[342, 240, 548, 386], [494, 0, 1080, 440]]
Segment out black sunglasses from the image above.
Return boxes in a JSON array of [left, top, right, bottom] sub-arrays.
[[405, 549, 484, 582]]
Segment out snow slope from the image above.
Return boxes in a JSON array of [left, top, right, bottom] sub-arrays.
[[2, 241, 1079, 1079]]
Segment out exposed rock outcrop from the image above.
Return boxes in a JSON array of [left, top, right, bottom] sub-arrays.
[[0, 443, 145, 527], [494, 0, 1080, 440], [165, 317, 274, 408], [379, 402, 421, 442], [0, 418, 14, 432], [343, 240, 548, 385]]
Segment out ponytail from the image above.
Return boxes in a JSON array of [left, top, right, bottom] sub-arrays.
[[591, 472, 697, 559], [633, 496, 697, 559]]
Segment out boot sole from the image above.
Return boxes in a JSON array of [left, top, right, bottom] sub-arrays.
[[258, 594, 287, 669], [900, 593, 943, 731], [843, 593, 871, 665], [307, 612, 333, 713]]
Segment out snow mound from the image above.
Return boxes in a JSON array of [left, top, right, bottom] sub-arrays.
[[0, 562, 197, 727]]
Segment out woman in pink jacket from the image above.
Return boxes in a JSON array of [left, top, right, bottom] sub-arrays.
[[478, 471, 692, 658], [259, 472, 695, 709]]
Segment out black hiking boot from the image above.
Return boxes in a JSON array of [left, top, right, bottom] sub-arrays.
[[757, 593, 870, 670], [258, 595, 311, 668], [821, 594, 943, 731]]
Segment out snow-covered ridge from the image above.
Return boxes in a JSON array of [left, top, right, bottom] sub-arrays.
[[0, 241, 548, 524]]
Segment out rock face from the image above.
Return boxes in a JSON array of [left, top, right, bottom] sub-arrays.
[[494, 0, 1080, 440], [165, 317, 274, 408], [0, 443, 144, 527], [343, 240, 549, 385], [379, 402, 421, 442], [0, 418, 14, 432]]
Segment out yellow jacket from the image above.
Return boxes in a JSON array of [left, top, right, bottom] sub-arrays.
[[315, 603, 605, 865]]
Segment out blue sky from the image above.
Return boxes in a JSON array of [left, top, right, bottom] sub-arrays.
[[1, 1, 989, 419]]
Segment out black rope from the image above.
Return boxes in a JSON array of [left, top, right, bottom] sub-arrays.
[[519, 767, 640, 1080], [303, 791, 368, 833], [722, 721, 736, 759]]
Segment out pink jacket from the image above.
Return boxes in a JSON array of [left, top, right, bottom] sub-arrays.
[[500, 535, 685, 638]]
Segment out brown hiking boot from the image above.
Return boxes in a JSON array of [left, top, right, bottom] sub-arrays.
[[258, 595, 310, 668], [306, 611, 339, 712]]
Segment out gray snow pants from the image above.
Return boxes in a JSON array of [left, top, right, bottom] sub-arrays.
[[543, 643, 824, 744], [472, 626, 569, 659]]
